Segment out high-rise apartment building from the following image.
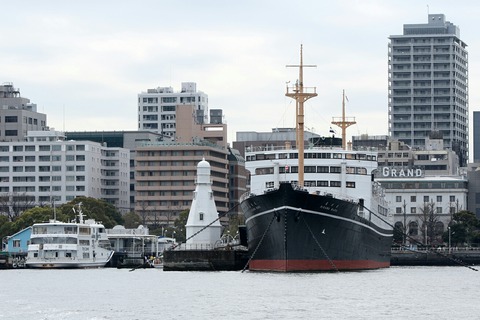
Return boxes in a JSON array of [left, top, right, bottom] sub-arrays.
[[137, 82, 208, 139], [0, 83, 47, 141], [388, 14, 468, 166]]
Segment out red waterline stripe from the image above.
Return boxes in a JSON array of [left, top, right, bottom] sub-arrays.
[[249, 259, 390, 272]]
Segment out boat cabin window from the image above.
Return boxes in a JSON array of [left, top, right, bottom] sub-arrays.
[[290, 166, 298, 173], [356, 167, 367, 175], [265, 181, 274, 188], [317, 166, 329, 173], [346, 181, 356, 188], [289, 153, 298, 159], [317, 181, 328, 187], [345, 153, 356, 160], [346, 167, 356, 174], [79, 240, 90, 246], [304, 166, 316, 173], [79, 227, 91, 235], [357, 154, 367, 160], [304, 181, 316, 187], [199, 213, 204, 221], [278, 153, 288, 159], [330, 181, 341, 187], [255, 167, 274, 175], [64, 226, 77, 234], [332, 153, 343, 159], [330, 166, 341, 173], [33, 226, 48, 235], [256, 154, 266, 160]]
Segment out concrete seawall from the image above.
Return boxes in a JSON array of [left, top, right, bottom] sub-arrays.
[[391, 248, 480, 266], [163, 249, 249, 271]]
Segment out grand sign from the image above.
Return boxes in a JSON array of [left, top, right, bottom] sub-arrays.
[[378, 166, 424, 178]]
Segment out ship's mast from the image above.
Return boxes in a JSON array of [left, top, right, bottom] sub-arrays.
[[286, 45, 317, 187], [331, 90, 356, 150]]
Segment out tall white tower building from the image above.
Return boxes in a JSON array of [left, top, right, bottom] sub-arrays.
[[185, 159, 222, 248], [388, 14, 468, 166]]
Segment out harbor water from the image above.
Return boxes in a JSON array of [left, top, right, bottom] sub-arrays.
[[0, 266, 478, 320]]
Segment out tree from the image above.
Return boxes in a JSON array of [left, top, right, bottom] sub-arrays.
[[173, 210, 189, 242], [419, 201, 442, 246], [0, 192, 38, 221], [57, 197, 123, 228], [0, 206, 65, 240], [442, 210, 480, 246], [123, 211, 142, 229], [0, 215, 14, 242]]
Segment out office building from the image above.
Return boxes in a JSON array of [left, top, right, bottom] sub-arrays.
[[0, 83, 47, 141], [388, 14, 468, 166]]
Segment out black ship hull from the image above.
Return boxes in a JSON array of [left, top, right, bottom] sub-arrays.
[[240, 183, 393, 272]]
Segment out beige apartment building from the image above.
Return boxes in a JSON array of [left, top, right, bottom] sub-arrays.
[[134, 142, 229, 227]]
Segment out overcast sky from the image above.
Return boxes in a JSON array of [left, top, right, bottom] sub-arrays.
[[2, 0, 479, 145]]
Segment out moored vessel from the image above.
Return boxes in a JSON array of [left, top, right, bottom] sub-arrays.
[[26, 203, 114, 268], [239, 46, 393, 272]]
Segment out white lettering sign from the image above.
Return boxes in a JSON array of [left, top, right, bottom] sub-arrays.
[[381, 167, 423, 178]]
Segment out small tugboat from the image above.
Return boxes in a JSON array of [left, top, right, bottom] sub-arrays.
[[26, 203, 114, 268]]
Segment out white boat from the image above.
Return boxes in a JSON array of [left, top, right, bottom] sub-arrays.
[[26, 203, 114, 268]]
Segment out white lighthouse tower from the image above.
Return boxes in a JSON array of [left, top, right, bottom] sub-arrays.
[[185, 158, 222, 248]]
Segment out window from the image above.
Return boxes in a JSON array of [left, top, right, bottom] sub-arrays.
[[5, 130, 18, 137], [66, 155, 74, 161], [317, 166, 329, 173], [411, 207, 416, 214], [437, 195, 442, 202], [330, 181, 341, 187], [396, 207, 402, 214], [424, 196, 429, 203], [450, 195, 455, 202], [5, 116, 18, 122], [396, 196, 402, 202], [317, 181, 328, 187], [346, 181, 355, 188], [76, 145, 85, 151], [437, 207, 443, 214], [39, 145, 50, 151], [199, 213, 204, 221], [330, 166, 341, 173], [304, 166, 316, 173], [411, 196, 416, 202]]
